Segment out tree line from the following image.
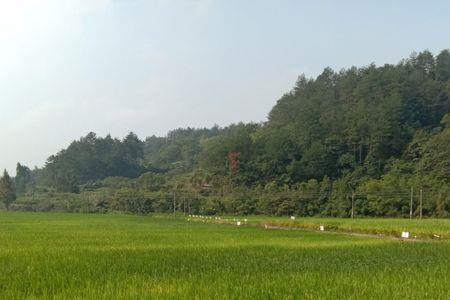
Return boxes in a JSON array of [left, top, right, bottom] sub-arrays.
[[2, 50, 449, 217]]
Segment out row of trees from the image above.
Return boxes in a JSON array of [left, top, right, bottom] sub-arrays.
[[4, 50, 450, 217], [9, 171, 447, 217], [37, 132, 144, 192]]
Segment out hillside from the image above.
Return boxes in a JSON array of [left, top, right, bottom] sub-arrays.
[[8, 50, 450, 217]]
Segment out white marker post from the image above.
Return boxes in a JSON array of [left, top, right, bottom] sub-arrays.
[[319, 225, 325, 231], [401, 232, 410, 239]]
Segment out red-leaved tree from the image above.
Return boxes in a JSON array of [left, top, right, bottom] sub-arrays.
[[228, 152, 241, 174]]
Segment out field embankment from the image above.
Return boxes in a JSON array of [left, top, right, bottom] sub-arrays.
[[189, 215, 450, 240]]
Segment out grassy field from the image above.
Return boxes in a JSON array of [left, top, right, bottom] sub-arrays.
[[0, 212, 449, 299], [209, 216, 450, 239]]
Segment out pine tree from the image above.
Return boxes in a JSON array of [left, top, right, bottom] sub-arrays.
[[0, 170, 16, 211], [15, 163, 32, 196]]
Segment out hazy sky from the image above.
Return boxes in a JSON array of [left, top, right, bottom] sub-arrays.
[[1, 0, 449, 173]]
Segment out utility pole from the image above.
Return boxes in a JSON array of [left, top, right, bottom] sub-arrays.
[[410, 187, 414, 220], [359, 144, 363, 164], [188, 198, 191, 215], [173, 191, 176, 214], [420, 189, 423, 219], [351, 191, 355, 219]]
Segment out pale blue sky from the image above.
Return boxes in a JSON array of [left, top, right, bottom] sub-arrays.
[[1, 0, 449, 173]]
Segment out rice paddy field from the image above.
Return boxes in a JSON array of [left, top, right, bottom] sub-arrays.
[[0, 212, 449, 299]]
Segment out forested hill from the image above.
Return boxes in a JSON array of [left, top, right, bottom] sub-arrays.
[[8, 50, 450, 217]]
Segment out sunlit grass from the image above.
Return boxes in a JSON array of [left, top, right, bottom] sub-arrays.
[[0, 212, 449, 299]]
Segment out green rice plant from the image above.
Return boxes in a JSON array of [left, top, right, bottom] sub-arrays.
[[0, 212, 449, 299]]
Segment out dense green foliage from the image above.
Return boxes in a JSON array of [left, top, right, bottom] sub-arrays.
[[0, 212, 449, 299], [38, 132, 144, 192], [6, 50, 450, 217]]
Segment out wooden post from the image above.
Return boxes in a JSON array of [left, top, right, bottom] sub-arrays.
[[420, 189, 423, 219], [410, 187, 414, 220]]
